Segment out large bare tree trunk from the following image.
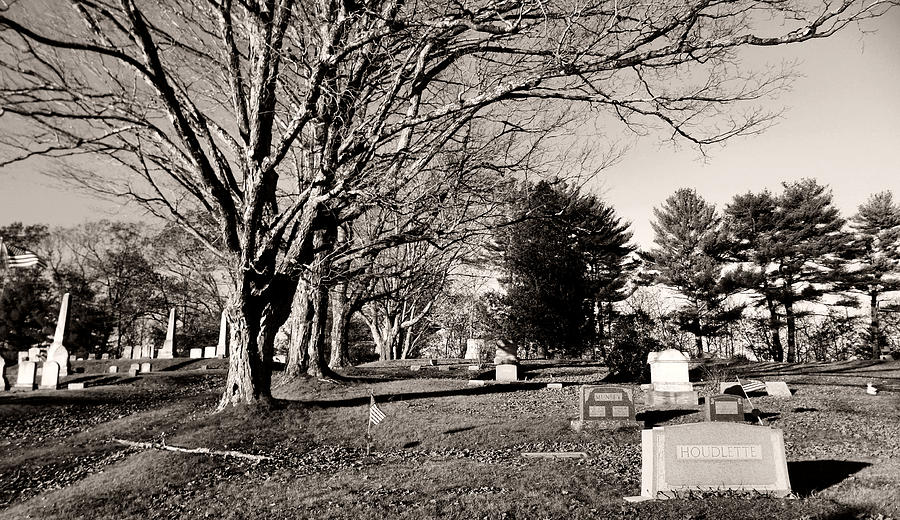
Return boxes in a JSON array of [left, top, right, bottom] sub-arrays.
[[328, 285, 351, 369], [870, 291, 882, 359], [305, 281, 330, 377], [766, 297, 784, 362], [284, 284, 313, 380]]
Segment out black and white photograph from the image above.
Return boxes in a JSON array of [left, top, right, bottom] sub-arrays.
[[0, 0, 898, 518]]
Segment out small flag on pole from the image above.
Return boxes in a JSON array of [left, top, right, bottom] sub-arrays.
[[369, 394, 386, 427], [0, 239, 45, 269], [739, 379, 766, 394]]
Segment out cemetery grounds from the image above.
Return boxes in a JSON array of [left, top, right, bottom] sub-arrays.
[[0, 358, 898, 520]]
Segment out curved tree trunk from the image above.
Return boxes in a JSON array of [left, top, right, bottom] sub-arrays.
[[283, 284, 313, 380], [328, 285, 351, 369]]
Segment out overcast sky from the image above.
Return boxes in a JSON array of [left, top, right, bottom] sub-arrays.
[[1, 11, 898, 249]]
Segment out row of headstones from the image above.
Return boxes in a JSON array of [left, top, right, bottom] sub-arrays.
[[0, 359, 156, 392]]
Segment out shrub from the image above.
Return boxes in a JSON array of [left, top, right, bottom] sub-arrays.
[[604, 311, 659, 382]]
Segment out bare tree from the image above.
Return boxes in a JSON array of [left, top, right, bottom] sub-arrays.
[[1, 0, 895, 408]]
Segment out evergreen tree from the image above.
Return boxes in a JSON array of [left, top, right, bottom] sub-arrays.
[[647, 189, 732, 357], [833, 191, 900, 358], [725, 179, 847, 362], [497, 180, 633, 358]]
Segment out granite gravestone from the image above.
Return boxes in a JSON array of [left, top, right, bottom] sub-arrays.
[[140, 362, 151, 373], [46, 293, 71, 376], [39, 361, 61, 390], [704, 394, 745, 422], [580, 385, 636, 422], [0, 358, 7, 391], [630, 422, 791, 500], [14, 361, 37, 391], [765, 381, 791, 398], [158, 308, 176, 359], [215, 310, 229, 358], [645, 349, 697, 408]]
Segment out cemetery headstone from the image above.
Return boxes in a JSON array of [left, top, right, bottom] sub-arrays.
[[438, 365, 451, 372], [129, 363, 140, 375], [464, 339, 485, 360], [546, 383, 563, 390], [189, 348, 203, 359], [158, 307, 176, 359], [467, 365, 480, 371], [14, 361, 37, 391], [129, 368, 139, 377], [495, 364, 518, 382], [69, 354, 76, 361], [68, 383, 85, 390], [39, 362, 61, 389], [409, 365, 421, 372], [628, 422, 791, 501], [0, 358, 7, 391], [86, 354, 97, 360], [28, 346, 41, 362], [140, 362, 151, 373], [704, 394, 745, 423], [122, 345, 133, 359], [580, 385, 636, 422], [765, 381, 791, 398], [467, 379, 486, 387], [109, 366, 119, 373], [203, 346, 217, 358], [101, 353, 110, 360], [18, 351, 28, 364], [140, 340, 153, 359], [645, 349, 697, 408], [46, 293, 71, 376], [216, 310, 229, 358]]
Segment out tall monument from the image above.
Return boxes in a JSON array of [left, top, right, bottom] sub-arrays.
[[158, 307, 176, 359], [46, 293, 71, 376]]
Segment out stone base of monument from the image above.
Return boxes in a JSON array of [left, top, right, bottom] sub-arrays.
[[495, 364, 518, 382], [644, 389, 699, 408], [157, 351, 174, 359], [11, 384, 36, 392]]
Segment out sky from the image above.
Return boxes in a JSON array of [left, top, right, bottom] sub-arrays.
[[1, 10, 899, 249]]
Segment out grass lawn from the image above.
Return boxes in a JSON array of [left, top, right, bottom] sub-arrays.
[[1, 358, 898, 519]]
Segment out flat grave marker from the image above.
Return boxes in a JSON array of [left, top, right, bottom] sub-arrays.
[[68, 383, 85, 390], [704, 394, 745, 422], [495, 364, 518, 382], [467, 379, 486, 387], [628, 422, 790, 501], [765, 381, 792, 398]]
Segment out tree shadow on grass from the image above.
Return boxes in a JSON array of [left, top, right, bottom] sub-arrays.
[[788, 460, 871, 496], [158, 360, 206, 372], [636, 409, 697, 428], [290, 382, 549, 409]]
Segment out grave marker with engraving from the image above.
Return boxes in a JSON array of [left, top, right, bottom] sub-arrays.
[[14, 361, 37, 391], [628, 422, 790, 501], [704, 394, 745, 422], [580, 385, 636, 422]]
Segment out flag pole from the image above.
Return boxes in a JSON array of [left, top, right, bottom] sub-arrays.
[[736, 376, 765, 426], [366, 390, 373, 456]]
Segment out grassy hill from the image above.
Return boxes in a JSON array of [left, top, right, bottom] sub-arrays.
[[1, 358, 898, 519]]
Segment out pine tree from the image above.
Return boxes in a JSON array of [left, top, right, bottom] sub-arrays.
[[647, 189, 732, 358], [834, 191, 900, 358]]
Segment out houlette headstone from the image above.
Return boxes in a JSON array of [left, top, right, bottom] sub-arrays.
[[46, 293, 71, 376], [580, 385, 636, 422], [645, 349, 697, 408], [628, 423, 790, 501], [704, 394, 745, 423], [158, 308, 176, 359], [39, 361, 60, 390], [14, 361, 37, 391]]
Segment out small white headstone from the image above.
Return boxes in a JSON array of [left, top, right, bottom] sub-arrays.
[[101, 354, 110, 360], [28, 347, 41, 362], [190, 348, 203, 359], [14, 361, 37, 390], [203, 346, 216, 358], [39, 361, 60, 390], [496, 364, 518, 382], [648, 349, 691, 392], [467, 365, 480, 371], [765, 381, 791, 398], [546, 383, 563, 390], [122, 345, 133, 359], [129, 363, 140, 374], [866, 383, 878, 395], [467, 379, 486, 387], [18, 351, 28, 364], [140, 362, 151, 373], [108, 366, 119, 373], [86, 354, 96, 360], [68, 382, 85, 390]]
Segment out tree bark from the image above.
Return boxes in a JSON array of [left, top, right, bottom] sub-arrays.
[[870, 291, 881, 359], [328, 285, 351, 369], [305, 280, 330, 378], [785, 299, 796, 363], [284, 283, 313, 380], [766, 297, 784, 362], [693, 315, 703, 358]]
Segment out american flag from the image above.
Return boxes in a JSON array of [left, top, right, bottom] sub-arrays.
[[739, 378, 766, 394], [0, 239, 45, 269], [369, 394, 386, 427]]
